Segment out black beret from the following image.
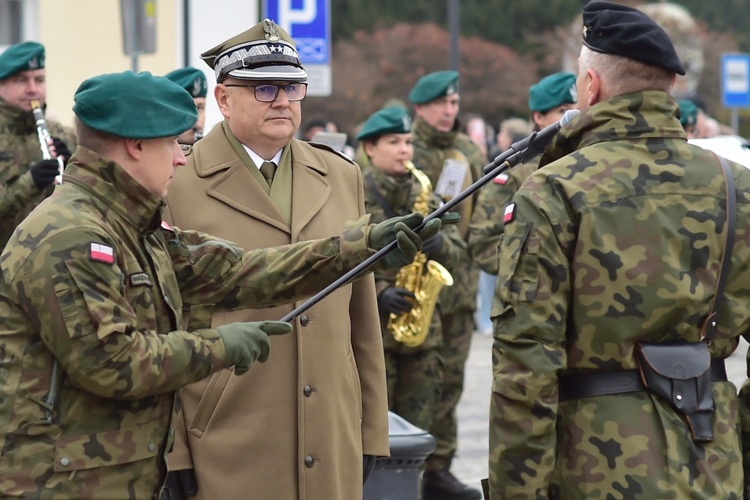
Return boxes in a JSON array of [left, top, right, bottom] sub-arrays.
[[582, 1, 686, 75]]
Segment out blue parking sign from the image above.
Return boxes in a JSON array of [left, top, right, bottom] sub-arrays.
[[264, 0, 330, 64], [722, 53, 750, 108]]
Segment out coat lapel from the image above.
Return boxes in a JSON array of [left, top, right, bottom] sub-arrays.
[[195, 124, 290, 233], [290, 139, 331, 240]]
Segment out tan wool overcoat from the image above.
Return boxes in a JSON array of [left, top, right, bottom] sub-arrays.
[[163, 124, 390, 500]]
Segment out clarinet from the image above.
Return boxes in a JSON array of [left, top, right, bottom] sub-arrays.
[[30, 99, 64, 185]]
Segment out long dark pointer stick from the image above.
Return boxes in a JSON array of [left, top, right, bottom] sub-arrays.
[[280, 110, 580, 322]]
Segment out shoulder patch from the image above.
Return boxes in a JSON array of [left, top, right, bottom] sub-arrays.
[[503, 203, 516, 224], [308, 142, 355, 164], [90, 242, 115, 264]]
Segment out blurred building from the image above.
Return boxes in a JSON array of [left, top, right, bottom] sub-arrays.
[[0, 0, 260, 130]]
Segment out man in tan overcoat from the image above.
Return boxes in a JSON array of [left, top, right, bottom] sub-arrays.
[[162, 19, 390, 500]]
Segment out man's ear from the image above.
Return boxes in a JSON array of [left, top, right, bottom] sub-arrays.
[[215, 84, 231, 118], [124, 138, 143, 159], [586, 69, 601, 107]]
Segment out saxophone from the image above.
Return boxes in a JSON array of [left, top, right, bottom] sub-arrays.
[[387, 161, 454, 347]]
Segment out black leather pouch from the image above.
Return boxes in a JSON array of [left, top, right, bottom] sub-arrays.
[[635, 341, 714, 442]]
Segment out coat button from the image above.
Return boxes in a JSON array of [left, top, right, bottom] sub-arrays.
[[148, 442, 156, 452], [60, 457, 70, 467], [300, 314, 310, 326], [304, 456, 314, 468], [303, 385, 312, 397]]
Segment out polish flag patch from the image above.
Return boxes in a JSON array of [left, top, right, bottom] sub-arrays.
[[493, 173, 509, 185], [503, 203, 516, 224], [90, 243, 114, 264], [161, 220, 174, 232]]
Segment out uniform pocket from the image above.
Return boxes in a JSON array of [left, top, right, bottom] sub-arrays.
[[496, 220, 540, 307], [53, 420, 162, 472]]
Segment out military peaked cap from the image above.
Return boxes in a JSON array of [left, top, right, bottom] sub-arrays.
[[200, 19, 307, 83]]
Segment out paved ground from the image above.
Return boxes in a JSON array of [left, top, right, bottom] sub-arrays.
[[451, 331, 749, 490]]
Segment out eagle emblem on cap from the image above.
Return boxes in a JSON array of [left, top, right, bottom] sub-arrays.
[[582, 25, 590, 39], [28, 57, 39, 69], [263, 19, 281, 43]]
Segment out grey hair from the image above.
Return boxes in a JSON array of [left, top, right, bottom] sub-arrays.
[[579, 46, 674, 95]]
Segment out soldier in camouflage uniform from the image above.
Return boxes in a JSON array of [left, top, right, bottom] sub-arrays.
[[0, 70, 438, 499], [468, 72, 576, 275], [0, 41, 76, 248], [358, 106, 464, 432], [489, 2, 747, 497], [409, 70, 484, 500]]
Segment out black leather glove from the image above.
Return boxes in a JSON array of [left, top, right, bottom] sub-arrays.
[[421, 234, 444, 256], [363, 454, 378, 484], [51, 137, 72, 164], [162, 469, 198, 500], [378, 287, 415, 315], [30, 159, 61, 189]]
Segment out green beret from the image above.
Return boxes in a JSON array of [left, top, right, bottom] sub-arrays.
[[409, 70, 459, 104], [165, 67, 208, 98], [582, 1, 685, 75], [200, 19, 306, 83], [357, 107, 412, 141], [528, 72, 577, 112], [677, 99, 698, 128], [73, 71, 198, 139], [0, 41, 45, 80]]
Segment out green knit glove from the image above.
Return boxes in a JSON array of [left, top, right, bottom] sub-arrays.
[[368, 212, 460, 269], [217, 320, 292, 375]]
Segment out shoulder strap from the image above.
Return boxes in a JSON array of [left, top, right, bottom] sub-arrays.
[[365, 173, 397, 219], [701, 153, 736, 342]]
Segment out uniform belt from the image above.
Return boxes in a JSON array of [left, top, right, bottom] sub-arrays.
[[558, 359, 727, 402]]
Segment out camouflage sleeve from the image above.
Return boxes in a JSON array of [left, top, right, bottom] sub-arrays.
[[740, 341, 750, 496], [468, 161, 538, 275], [0, 169, 40, 216], [488, 185, 573, 498], [169, 214, 375, 309], [13, 230, 226, 400], [468, 178, 515, 275]]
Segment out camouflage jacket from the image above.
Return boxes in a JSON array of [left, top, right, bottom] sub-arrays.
[[411, 117, 484, 313], [0, 147, 376, 498], [489, 91, 748, 498], [467, 157, 538, 274], [0, 98, 76, 248], [362, 162, 466, 351]]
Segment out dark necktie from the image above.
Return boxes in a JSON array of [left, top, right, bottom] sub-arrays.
[[260, 161, 277, 186]]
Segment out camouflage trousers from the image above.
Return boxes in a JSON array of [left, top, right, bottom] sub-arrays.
[[426, 311, 475, 470], [385, 347, 443, 431]]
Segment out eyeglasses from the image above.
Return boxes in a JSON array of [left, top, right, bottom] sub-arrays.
[[224, 83, 308, 102]]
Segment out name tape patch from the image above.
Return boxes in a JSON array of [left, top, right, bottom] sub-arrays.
[[130, 272, 153, 287]]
